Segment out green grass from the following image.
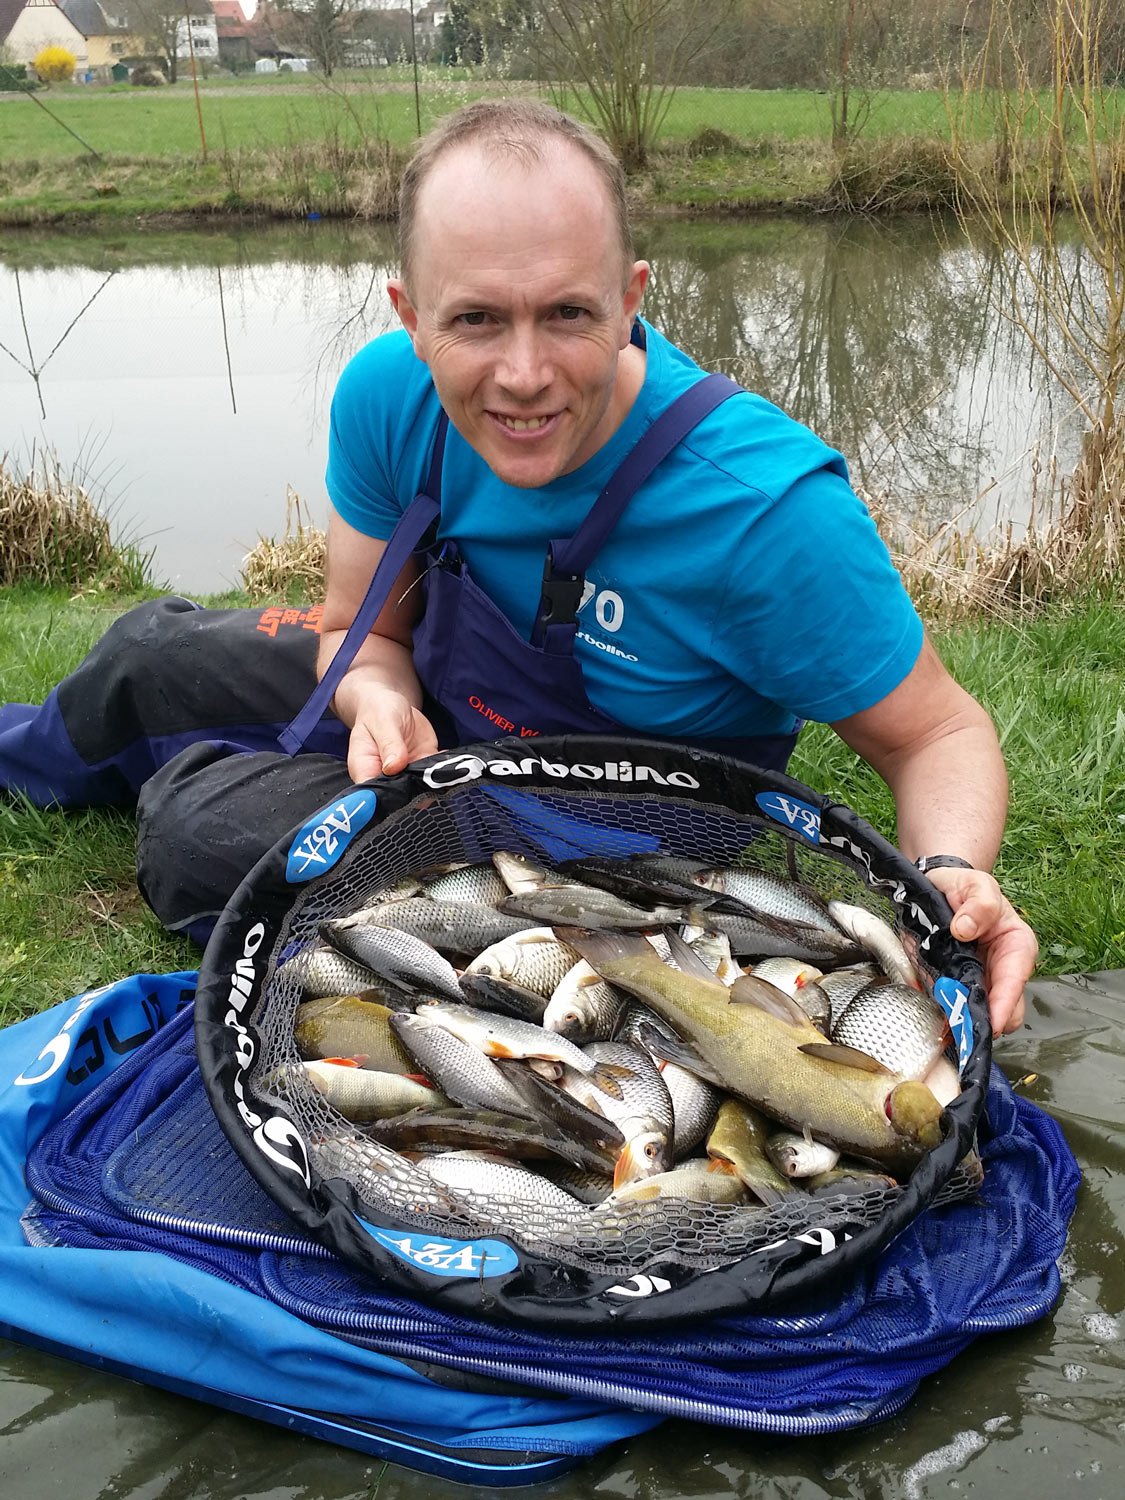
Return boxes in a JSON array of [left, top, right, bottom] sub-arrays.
[[7, 80, 1124, 165], [0, 82, 495, 160], [0, 589, 194, 1025], [2, 585, 1123, 1023], [792, 594, 1125, 978]]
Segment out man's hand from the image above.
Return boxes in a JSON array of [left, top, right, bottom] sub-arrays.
[[347, 692, 438, 783], [922, 865, 1038, 1036]]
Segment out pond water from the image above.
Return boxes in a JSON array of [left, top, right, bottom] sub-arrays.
[[0, 216, 1086, 593]]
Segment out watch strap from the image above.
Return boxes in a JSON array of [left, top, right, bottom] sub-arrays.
[[914, 854, 975, 874]]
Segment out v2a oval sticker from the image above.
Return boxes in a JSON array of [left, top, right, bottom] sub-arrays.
[[755, 791, 821, 844], [286, 788, 378, 883], [357, 1220, 520, 1277]]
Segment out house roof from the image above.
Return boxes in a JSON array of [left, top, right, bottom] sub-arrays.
[[212, 0, 248, 36], [56, 0, 210, 34], [0, 0, 27, 47], [56, 0, 108, 38]]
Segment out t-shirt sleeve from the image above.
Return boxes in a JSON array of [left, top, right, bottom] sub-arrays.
[[710, 466, 924, 723], [324, 334, 424, 539]]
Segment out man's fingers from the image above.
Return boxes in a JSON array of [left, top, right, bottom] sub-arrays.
[[922, 866, 1038, 1036], [347, 723, 387, 784], [347, 706, 438, 783], [981, 922, 1038, 1035], [940, 875, 1003, 944]]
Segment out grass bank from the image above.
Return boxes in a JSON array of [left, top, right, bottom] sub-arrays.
[[2, 581, 1122, 1025], [0, 80, 1046, 225]]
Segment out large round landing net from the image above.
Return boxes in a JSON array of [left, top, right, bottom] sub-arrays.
[[195, 737, 989, 1332]]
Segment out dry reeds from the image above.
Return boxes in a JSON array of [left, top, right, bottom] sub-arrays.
[[864, 420, 1125, 621], [239, 488, 327, 602], [826, 136, 961, 213], [0, 452, 151, 592]]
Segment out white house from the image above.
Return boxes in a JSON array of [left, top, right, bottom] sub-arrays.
[[0, 0, 90, 73], [176, 8, 217, 62]]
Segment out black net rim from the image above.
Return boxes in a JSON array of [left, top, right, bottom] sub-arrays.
[[195, 736, 990, 1333]]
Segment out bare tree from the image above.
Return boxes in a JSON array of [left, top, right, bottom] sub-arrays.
[[270, 0, 362, 75], [126, 0, 188, 82], [535, 0, 737, 172]]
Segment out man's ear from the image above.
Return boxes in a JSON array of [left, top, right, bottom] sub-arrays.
[[387, 279, 419, 340], [621, 261, 650, 343]]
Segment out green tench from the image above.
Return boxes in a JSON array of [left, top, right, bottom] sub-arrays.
[[562, 928, 944, 1176]]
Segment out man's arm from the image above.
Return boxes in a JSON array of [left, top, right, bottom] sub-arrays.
[[317, 511, 438, 782], [830, 637, 1037, 1036]]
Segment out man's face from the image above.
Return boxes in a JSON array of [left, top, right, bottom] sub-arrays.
[[388, 143, 649, 489]]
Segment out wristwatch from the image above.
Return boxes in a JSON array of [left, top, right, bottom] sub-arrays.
[[914, 854, 975, 874]]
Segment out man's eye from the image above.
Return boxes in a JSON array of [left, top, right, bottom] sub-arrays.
[[458, 311, 488, 326], [557, 305, 585, 321]]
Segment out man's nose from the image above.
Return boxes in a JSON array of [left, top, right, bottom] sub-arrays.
[[495, 326, 551, 397]]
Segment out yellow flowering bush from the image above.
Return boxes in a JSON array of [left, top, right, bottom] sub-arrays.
[[33, 46, 77, 83]]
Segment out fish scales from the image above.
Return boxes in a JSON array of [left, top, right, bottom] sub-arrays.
[[344, 898, 536, 958], [544, 960, 628, 1042], [424, 863, 510, 905], [283, 944, 391, 1001], [416, 1000, 599, 1073], [319, 916, 463, 1000], [465, 928, 581, 997], [299, 1061, 447, 1121], [363, 1108, 616, 1172], [832, 983, 949, 1080], [418, 1152, 584, 1212], [562, 1040, 675, 1187], [389, 1013, 532, 1114]]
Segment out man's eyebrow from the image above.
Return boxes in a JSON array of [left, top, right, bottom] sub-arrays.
[[439, 290, 604, 317]]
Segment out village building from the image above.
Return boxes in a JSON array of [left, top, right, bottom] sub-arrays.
[[211, 0, 252, 69], [0, 0, 89, 74], [50, 0, 215, 79], [55, 0, 143, 73]]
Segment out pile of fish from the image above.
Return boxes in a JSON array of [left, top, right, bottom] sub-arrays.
[[274, 850, 979, 1259]]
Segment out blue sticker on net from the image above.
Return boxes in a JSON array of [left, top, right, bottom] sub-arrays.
[[285, 789, 378, 883], [358, 1220, 520, 1278], [933, 976, 975, 1070], [755, 791, 821, 844]]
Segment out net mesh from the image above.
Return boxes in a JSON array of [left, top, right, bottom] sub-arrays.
[[249, 780, 959, 1276]]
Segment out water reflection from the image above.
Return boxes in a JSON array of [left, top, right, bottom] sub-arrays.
[[0, 217, 1078, 593]]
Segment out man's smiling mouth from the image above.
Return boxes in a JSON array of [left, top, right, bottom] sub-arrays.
[[495, 414, 554, 432]]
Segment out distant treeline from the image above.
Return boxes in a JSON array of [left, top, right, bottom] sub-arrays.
[[419, 1, 1125, 91]]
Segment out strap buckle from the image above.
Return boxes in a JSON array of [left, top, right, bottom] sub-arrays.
[[537, 551, 585, 628]]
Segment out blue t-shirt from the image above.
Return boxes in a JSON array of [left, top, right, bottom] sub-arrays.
[[326, 319, 923, 741]]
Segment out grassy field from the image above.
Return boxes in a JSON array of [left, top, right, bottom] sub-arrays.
[[2, 583, 1122, 1026], [8, 74, 1124, 160], [0, 82, 948, 161], [0, 78, 1034, 224]]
